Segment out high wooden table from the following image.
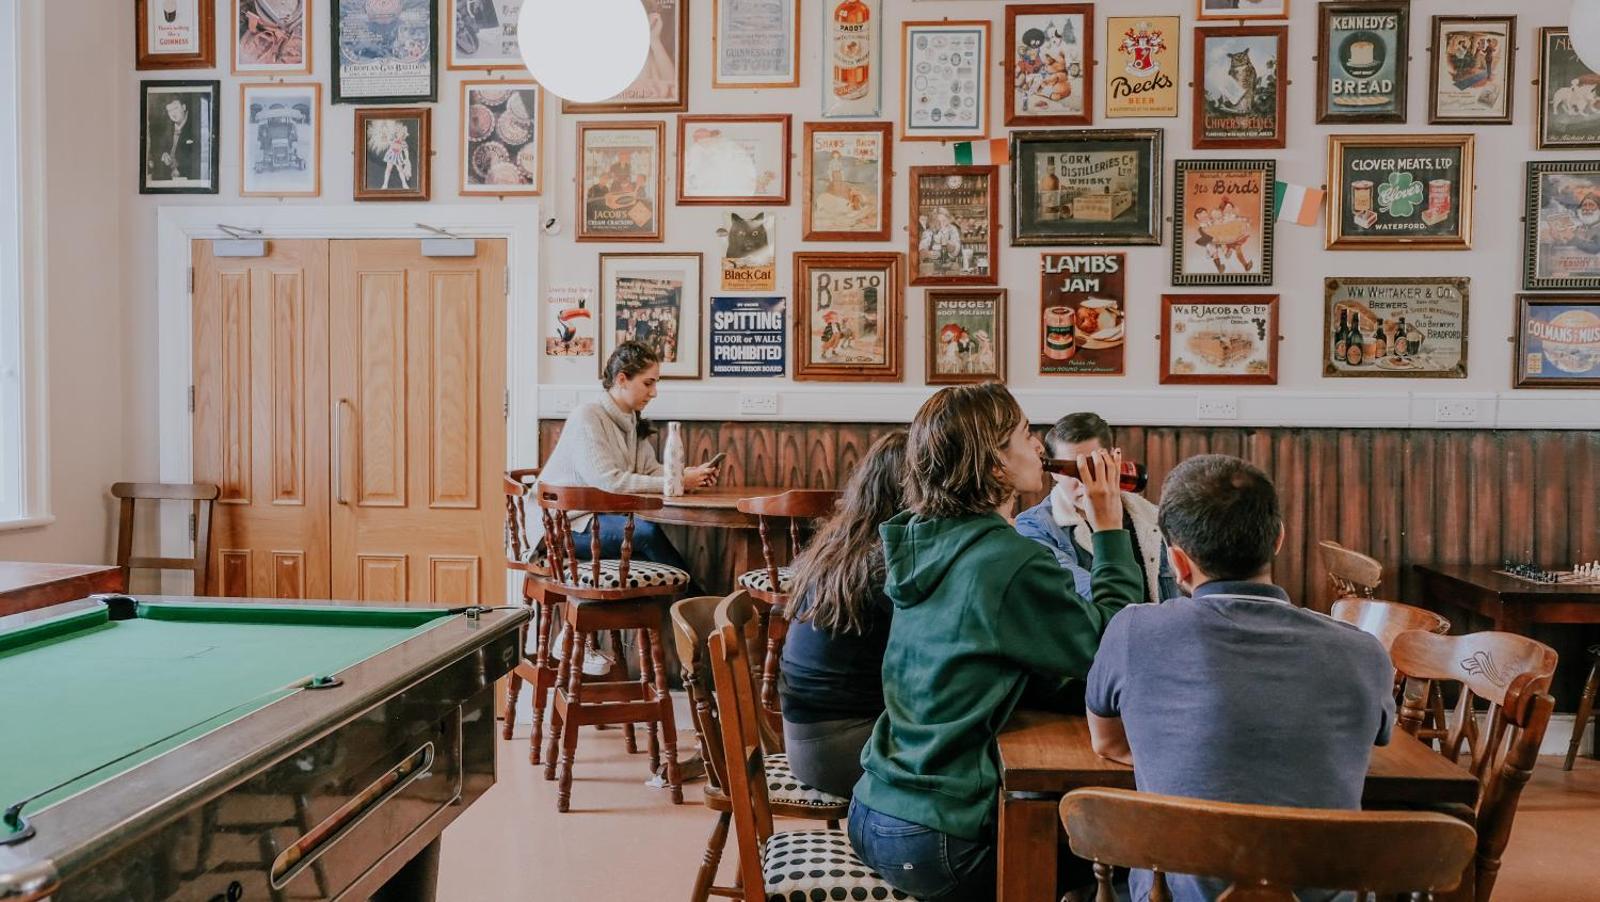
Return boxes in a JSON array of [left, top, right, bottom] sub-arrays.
[[0, 561, 124, 618], [638, 487, 786, 594], [1412, 563, 1600, 634], [996, 710, 1480, 902]]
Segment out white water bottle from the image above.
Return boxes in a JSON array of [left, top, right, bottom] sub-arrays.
[[663, 422, 685, 497]]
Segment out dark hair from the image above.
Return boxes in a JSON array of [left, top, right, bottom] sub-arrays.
[[602, 341, 660, 389], [789, 431, 908, 635], [906, 383, 1026, 519], [1045, 412, 1114, 455], [1157, 454, 1282, 581]]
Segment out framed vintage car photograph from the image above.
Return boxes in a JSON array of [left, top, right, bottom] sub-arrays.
[[1040, 252, 1126, 376], [909, 166, 999, 287], [802, 121, 893, 242], [1428, 15, 1515, 125], [1172, 159, 1275, 286], [460, 80, 542, 195], [712, 0, 800, 89], [332, 0, 438, 104], [1004, 4, 1094, 127], [137, 0, 216, 70], [232, 0, 311, 75], [901, 20, 991, 141], [1160, 294, 1279, 385], [563, 0, 689, 113], [1193, 26, 1287, 149], [1326, 134, 1474, 250], [599, 253, 704, 380], [240, 82, 321, 197], [792, 252, 904, 382], [576, 121, 665, 242], [1316, 1, 1409, 124], [1323, 276, 1468, 378], [447, 0, 525, 70], [353, 107, 431, 200], [676, 114, 791, 205], [140, 80, 221, 195], [926, 289, 1006, 385], [1514, 295, 1600, 388], [1536, 27, 1600, 149], [1524, 161, 1600, 292], [1010, 129, 1163, 246]]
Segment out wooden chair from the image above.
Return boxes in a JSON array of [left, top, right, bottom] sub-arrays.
[[1392, 630, 1559, 900], [708, 591, 914, 902], [1332, 597, 1453, 746], [1059, 787, 1476, 901], [534, 483, 688, 811], [501, 469, 552, 744], [1318, 539, 1383, 600], [111, 482, 220, 594], [671, 595, 849, 902], [1564, 644, 1600, 771]]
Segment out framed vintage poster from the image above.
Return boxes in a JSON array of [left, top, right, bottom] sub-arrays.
[[1040, 252, 1126, 375], [233, 0, 311, 75], [460, 80, 542, 196], [1194, 26, 1287, 149], [710, 296, 786, 377], [900, 21, 991, 141], [545, 285, 596, 364], [332, 0, 438, 104], [802, 121, 893, 242], [1524, 161, 1600, 292], [926, 290, 1006, 385], [140, 81, 220, 195], [676, 114, 791, 205], [563, 0, 688, 113], [1428, 15, 1514, 125], [718, 212, 777, 293], [910, 166, 999, 287], [1536, 28, 1600, 150], [1004, 4, 1094, 127], [1326, 134, 1474, 251], [136, 0, 216, 70], [1317, 1, 1409, 124], [1323, 277, 1468, 378], [576, 122, 665, 243], [448, 0, 525, 70], [1515, 295, 1600, 388], [1197, 0, 1288, 20], [599, 253, 704, 379], [1010, 129, 1163, 247], [713, 0, 800, 88], [240, 82, 321, 198], [1106, 16, 1179, 118], [792, 252, 904, 382], [354, 107, 431, 200], [1173, 159, 1274, 286], [1160, 294, 1279, 385], [823, 0, 882, 118]]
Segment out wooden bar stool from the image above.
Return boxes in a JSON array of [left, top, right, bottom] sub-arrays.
[[111, 482, 220, 593], [501, 469, 553, 745], [1564, 644, 1600, 771]]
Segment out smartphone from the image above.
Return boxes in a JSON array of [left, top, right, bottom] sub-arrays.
[[704, 451, 728, 470]]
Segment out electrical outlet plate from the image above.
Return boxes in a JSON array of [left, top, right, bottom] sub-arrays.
[[550, 391, 579, 414], [1434, 399, 1479, 423], [738, 392, 779, 416], [1196, 395, 1239, 420]]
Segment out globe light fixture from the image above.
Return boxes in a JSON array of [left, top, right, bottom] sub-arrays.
[[1573, 0, 1600, 74], [518, 0, 650, 104]]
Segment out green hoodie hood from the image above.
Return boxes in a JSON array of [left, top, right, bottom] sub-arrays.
[[879, 511, 1013, 608]]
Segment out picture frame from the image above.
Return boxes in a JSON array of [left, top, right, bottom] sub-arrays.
[[447, 0, 526, 70], [232, 0, 312, 75], [1172, 159, 1275, 286], [576, 121, 666, 243], [1040, 252, 1126, 376], [1010, 129, 1163, 247], [1193, 26, 1288, 149], [136, 0, 216, 70], [240, 82, 321, 198], [926, 289, 1007, 385], [460, 80, 542, 196], [1004, 4, 1094, 127], [793, 252, 904, 382], [1316, 1, 1409, 125], [822, 0, 882, 119], [1428, 15, 1515, 125], [1105, 16, 1179, 118], [562, 0, 689, 113], [802, 121, 893, 242], [1160, 294, 1279, 385], [1326, 134, 1474, 251], [1514, 295, 1600, 388], [910, 166, 999, 287], [713, 0, 800, 89], [900, 20, 991, 142], [1323, 277, 1468, 378], [709, 296, 786, 378], [1197, 0, 1288, 20], [718, 212, 778, 292], [353, 107, 431, 201], [599, 253, 705, 380], [332, 0, 438, 104], [139, 80, 221, 195], [1535, 27, 1600, 150], [676, 114, 792, 206], [1523, 161, 1600, 292]]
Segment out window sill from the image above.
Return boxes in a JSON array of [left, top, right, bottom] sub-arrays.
[[0, 515, 55, 533]]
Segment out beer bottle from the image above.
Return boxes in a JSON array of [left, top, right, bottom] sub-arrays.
[[1040, 457, 1149, 493], [1393, 315, 1409, 357], [1333, 309, 1349, 363], [1345, 318, 1365, 366], [1372, 319, 1388, 359]]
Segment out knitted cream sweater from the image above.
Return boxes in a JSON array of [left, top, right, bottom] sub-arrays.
[[528, 395, 663, 546]]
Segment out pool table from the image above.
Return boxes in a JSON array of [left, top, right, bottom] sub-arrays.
[[0, 595, 527, 902]]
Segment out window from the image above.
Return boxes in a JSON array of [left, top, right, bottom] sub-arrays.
[[0, 0, 33, 523]]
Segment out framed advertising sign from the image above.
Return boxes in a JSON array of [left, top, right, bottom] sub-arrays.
[[1173, 159, 1274, 286], [599, 253, 704, 379], [332, 0, 438, 104], [1536, 28, 1600, 149], [1194, 26, 1287, 149], [1106, 16, 1178, 118], [1011, 129, 1162, 246], [1004, 4, 1094, 127], [900, 20, 991, 141], [802, 121, 893, 241], [1316, 1, 1409, 124], [1326, 134, 1473, 250], [713, 0, 800, 88], [910, 166, 999, 286], [926, 290, 1006, 385], [137, 0, 216, 70], [1514, 295, 1600, 388], [1040, 253, 1125, 376], [823, 0, 882, 118], [1428, 15, 1514, 125], [1524, 161, 1600, 291], [793, 252, 904, 382], [576, 122, 665, 242], [562, 0, 689, 113], [1323, 277, 1468, 378], [1160, 294, 1279, 385]]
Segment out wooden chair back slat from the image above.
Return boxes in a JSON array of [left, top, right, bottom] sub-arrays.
[[533, 483, 665, 592], [735, 490, 841, 586], [1330, 598, 1451, 651], [503, 468, 543, 573], [111, 482, 220, 594], [1318, 539, 1383, 599], [670, 596, 732, 795], [710, 590, 775, 902]]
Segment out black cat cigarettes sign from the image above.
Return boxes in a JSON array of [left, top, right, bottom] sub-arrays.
[[718, 212, 776, 292]]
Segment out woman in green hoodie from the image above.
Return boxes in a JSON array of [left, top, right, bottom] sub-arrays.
[[847, 383, 1144, 902]]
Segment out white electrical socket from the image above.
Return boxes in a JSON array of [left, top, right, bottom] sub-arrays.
[[550, 391, 579, 414], [1196, 395, 1239, 420], [1434, 399, 1479, 422], [738, 392, 779, 416]]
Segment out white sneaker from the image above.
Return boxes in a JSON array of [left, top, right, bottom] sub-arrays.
[[550, 625, 614, 677]]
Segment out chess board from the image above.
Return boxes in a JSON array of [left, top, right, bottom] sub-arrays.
[[1494, 568, 1600, 587]]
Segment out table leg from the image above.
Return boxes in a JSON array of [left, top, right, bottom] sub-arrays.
[[998, 793, 1059, 902], [730, 531, 763, 592]]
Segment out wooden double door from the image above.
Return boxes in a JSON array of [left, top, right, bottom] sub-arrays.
[[192, 239, 507, 604]]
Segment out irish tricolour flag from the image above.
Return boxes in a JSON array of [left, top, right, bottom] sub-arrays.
[[953, 139, 1009, 166], [1273, 181, 1324, 226]]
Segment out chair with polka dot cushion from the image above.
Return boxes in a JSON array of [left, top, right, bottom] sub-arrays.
[[709, 591, 919, 902]]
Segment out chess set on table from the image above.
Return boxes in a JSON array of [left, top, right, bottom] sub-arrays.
[[1494, 561, 1600, 586]]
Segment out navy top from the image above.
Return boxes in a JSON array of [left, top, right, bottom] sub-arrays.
[[778, 584, 893, 724]]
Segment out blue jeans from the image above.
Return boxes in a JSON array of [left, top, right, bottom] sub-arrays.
[[575, 514, 704, 598], [847, 799, 996, 902]]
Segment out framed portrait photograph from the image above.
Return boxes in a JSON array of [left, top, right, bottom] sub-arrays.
[[448, 0, 525, 70], [713, 0, 799, 88], [1160, 294, 1279, 385], [1105, 16, 1179, 118], [563, 0, 688, 113], [240, 82, 321, 198], [233, 0, 311, 75], [576, 122, 665, 242], [136, 0, 216, 70], [802, 121, 893, 242], [1536, 27, 1600, 150], [1523, 161, 1600, 292], [1514, 295, 1600, 388], [910, 166, 999, 287], [1010, 129, 1163, 247], [353, 107, 431, 201], [1323, 276, 1468, 378], [1317, 1, 1409, 124], [1428, 15, 1514, 125], [1040, 252, 1126, 375], [1173, 159, 1275, 286], [676, 114, 791, 206], [900, 20, 991, 142], [140, 81, 220, 195], [460, 80, 542, 196], [1326, 134, 1474, 251], [793, 252, 904, 382], [1197, 0, 1288, 20], [332, 0, 438, 104], [823, 0, 881, 118], [600, 253, 704, 380], [1194, 26, 1287, 149], [926, 290, 1006, 385], [1004, 4, 1094, 127]]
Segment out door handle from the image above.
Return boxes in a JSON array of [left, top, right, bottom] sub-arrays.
[[335, 399, 353, 505]]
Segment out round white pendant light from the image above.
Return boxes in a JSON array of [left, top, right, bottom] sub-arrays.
[[1574, 0, 1600, 73], [518, 0, 651, 104]]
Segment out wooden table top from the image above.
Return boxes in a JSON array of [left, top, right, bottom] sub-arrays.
[[636, 487, 788, 528], [0, 561, 125, 618], [1415, 563, 1600, 601]]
